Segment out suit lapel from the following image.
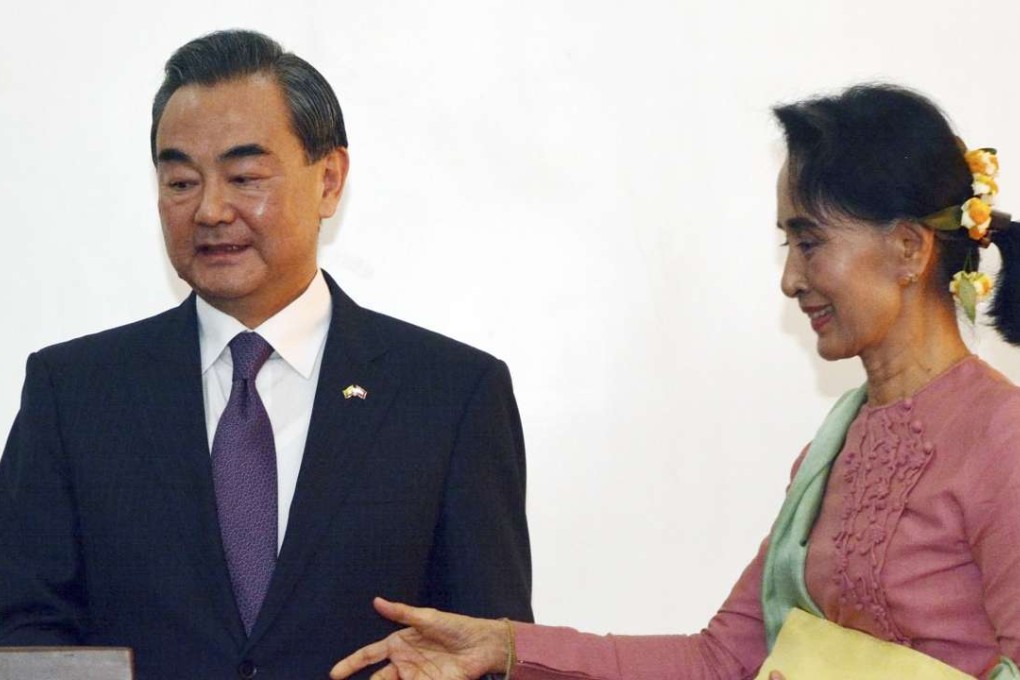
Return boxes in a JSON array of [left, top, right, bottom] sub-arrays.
[[248, 275, 400, 645], [135, 296, 247, 645]]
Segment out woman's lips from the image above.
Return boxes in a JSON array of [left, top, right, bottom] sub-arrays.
[[803, 304, 833, 332]]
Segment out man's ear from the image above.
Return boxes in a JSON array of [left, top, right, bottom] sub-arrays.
[[891, 220, 937, 279], [318, 147, 350, 220]]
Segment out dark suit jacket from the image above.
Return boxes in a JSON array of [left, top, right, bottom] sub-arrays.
[[0, 273, 532, 679]]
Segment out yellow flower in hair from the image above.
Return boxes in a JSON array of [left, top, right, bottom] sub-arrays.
[[961, 197, 993, 240], [921, 147, 1000, 248], [950, 270, 993, 299], [972, 173, 999, 198], [950, 270, 994, 322], [965, 148, 999, 176], [974, 273, 993, 299]]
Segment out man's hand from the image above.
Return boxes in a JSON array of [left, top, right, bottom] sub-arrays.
[[330, 598, 509, 680]]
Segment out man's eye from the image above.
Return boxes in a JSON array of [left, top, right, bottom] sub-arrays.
[[167, 180, 196, 191], [232, 175, 261, 186]]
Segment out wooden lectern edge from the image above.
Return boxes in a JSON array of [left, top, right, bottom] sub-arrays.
[[0, 647, 135, 680], [0, 647, 132, 653]]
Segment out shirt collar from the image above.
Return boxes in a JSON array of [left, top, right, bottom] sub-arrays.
[[196, 270, 333, 379]]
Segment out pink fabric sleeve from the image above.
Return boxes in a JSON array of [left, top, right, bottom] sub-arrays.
[[510, 452, 820, 680], [513, 537, 770, 680], [512, 452, 816, 680], [963, 396, 1020, 667]]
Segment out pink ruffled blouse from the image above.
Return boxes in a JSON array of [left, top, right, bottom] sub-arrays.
[[514, 356, 1020, 680]]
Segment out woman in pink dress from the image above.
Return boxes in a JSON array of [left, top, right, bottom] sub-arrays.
[[330, 84, 1020, 680]]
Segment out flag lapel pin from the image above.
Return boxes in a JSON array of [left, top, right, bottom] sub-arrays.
[[342, 384, 368, 400]]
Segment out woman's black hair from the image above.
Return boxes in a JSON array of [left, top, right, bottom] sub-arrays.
[[773, 83, 1020, 345], [989, 225, 1020, 343]]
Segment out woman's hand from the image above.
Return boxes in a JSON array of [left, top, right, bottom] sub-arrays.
[[330, 597, 510, 680]]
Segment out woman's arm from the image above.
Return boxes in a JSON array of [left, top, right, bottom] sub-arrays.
[[332, 538, 772, 680], [965, 398, 1020, 665]]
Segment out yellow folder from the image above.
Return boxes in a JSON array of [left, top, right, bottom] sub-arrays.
[[754, 609, 974, 679]]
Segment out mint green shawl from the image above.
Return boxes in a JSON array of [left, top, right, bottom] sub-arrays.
[[760, 385, 1019, 679]]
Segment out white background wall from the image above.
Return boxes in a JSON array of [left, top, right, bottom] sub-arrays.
[[3, 0, 1020, 638]]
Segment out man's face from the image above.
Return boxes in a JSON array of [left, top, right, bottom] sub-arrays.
[[155, 73, 348, 327]]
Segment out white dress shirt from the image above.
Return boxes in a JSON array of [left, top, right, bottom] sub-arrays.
[[196, 270, 332, 551]]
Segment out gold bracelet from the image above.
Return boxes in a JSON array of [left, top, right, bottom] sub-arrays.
[[502, 617, 516, 680]]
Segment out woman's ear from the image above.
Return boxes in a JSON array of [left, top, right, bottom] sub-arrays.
[[890, 220, 936, 283]]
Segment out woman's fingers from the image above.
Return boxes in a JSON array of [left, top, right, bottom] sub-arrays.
[[370, 664, 402, 680], [374, 597, 436, 629], [332, 599, 478, 680], [330, 638, 394, 679]]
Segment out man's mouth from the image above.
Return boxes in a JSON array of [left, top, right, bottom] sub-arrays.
[[198, 244, 249, 254]]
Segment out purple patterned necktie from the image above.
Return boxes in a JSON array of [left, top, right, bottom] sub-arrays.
[[211, 332, 277, 635]]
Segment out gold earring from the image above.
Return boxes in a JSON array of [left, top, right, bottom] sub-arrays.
[[901, 272, 918, 286]]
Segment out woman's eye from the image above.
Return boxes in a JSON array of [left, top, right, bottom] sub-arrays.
[[779, 238, 817, 251]]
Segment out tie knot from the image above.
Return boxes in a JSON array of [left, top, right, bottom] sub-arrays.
[[229, 332, 274, 381]]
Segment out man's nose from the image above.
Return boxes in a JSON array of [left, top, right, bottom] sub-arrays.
[[195, 180, 236, 226]]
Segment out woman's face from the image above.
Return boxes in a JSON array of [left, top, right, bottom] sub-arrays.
[[776, 163, 906, 362]]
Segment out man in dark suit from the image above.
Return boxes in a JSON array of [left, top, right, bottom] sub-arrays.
[[0, 30, 532, 679]]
